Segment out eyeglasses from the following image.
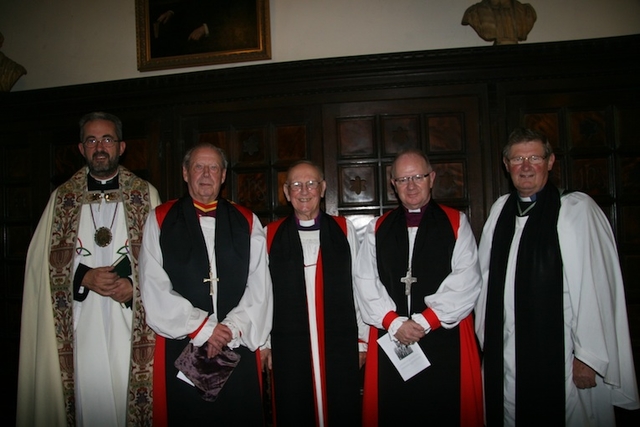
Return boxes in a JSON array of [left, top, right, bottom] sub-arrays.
[[287, 180, 322, 192], [393, 173, 431, 186], [507, 155, 546, 166], [83, 137, 120, 147]]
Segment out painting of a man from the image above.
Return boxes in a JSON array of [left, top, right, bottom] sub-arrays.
[[149, 0, 259, 58]]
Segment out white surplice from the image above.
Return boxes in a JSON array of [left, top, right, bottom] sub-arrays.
[[138, 210, 272, 352], [354, 210, 481, 334]]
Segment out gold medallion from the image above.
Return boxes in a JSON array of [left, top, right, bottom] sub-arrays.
[[94, 226, 113, 247]]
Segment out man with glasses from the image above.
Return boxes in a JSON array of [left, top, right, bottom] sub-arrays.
[[17, 112, 161, 426], [263, 160, 369, 426], [475, 127, 639, 426], [354, 149, 484, 426]]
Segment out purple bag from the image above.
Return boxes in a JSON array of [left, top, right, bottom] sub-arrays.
[[174, 343, 241, 402]]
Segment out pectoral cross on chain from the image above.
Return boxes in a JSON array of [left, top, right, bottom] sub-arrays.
[[203, 270, 219, 295], [401, 269, 417, 295]]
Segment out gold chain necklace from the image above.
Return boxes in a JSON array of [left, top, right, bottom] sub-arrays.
[[90, 202, 119, 247]]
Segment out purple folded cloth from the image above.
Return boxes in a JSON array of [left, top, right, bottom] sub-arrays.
[[174, 343, 241, 402]]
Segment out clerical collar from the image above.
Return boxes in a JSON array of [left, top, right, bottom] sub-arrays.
[[518, 193, 537, 202], [194, 200, 218, 218], [404, 205, 426, 227], [296, 216, 320, 230], [87, 173, 119, 191]]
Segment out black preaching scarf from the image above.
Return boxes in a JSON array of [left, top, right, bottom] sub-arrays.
[[268, 213, 361, 427], [484, 182, 565, 426], [160, 196, 250, 317]]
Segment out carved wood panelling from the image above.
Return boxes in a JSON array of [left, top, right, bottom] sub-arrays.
[[621, 158, 640, 197], [569, 110, 607, 149], [339, 165, 378, 206], [276, 125, 307, 164], [4, 187, 31, 221], [432, 162, 465, 200], [122, 138, 156, 182], [338, 117, 376, 157], [5, 148, 31, 181], [381, 115, 420, 155], [237, 128, 268, 165], [428, 116, 464, 152], [2, 146, 35, 268], [571, 158, 611, 196], [52, 143, 84, 187], [236, 171, 269, 213], [5, 226, 31, 259], [5, 263, 25, 299], [324, 95, 484, 237]]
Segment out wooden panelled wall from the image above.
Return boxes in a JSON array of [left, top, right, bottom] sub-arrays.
[[1, 35, 639, 423]]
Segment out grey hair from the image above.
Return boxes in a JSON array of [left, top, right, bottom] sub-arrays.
[[286, 159, 325, 181], [390, 148, 432, 178], [503, 127, 553, 159], [182, 143, 229, 170], [79, 112, 123, 142]]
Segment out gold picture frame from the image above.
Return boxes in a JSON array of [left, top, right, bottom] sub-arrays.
[[135, 0, 271, 72]]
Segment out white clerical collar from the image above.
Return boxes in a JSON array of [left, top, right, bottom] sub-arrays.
[[518, 195, 536, 202], [299, 219, 315, 227], [90, 173, 118, 185]]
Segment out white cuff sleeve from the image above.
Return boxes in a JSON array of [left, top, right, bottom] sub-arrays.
[[221, 320, 241, 349], [411, 313, 431, 334], [191, 316, 217, 347]]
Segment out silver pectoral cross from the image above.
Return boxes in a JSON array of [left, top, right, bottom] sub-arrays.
[[401, 269, 417, 295], [203, 270, 219, 295]]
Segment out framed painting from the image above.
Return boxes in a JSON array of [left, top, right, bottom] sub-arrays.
[[135, 0, 271, 72]]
